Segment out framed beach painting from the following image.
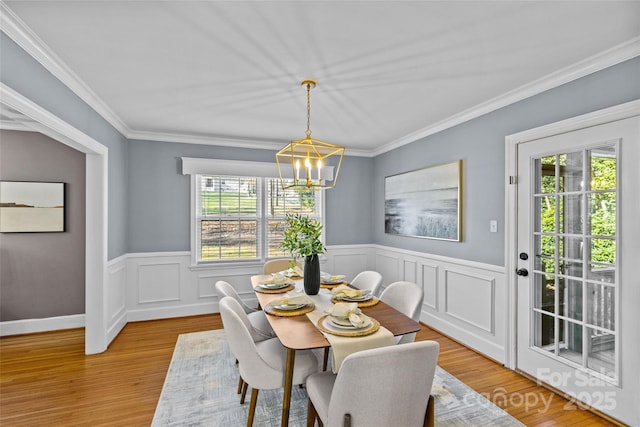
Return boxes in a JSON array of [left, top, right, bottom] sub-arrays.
[[385, 160, 462, 241], [0, 181, 65, 232]]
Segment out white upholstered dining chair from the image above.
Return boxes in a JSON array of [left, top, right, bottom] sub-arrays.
[[219, 297, 320, 427], [306, 340, 440, 427], [215, 280, 275, 340], [263, 258, 301, 274], [379, 280, 424, 344], [350, 270, 383, 297], [215, 290, 274, 401]]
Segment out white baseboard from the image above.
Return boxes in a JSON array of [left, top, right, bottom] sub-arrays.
[[421, 310, 505, 363], [106, 311, 127, 345], [0, 314, 85, 336]]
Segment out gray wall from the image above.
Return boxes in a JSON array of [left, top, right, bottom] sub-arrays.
[[1, 33, 129, 260], [373, 57, 640, 266], [324, 155, 373, 245], [0, 131, 86, 321], [127, 139, 372, 252]]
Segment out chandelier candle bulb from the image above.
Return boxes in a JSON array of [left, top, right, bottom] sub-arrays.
[[317, 160, 322, 181]]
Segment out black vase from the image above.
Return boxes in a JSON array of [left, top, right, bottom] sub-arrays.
[[303, 254, 321, 295]]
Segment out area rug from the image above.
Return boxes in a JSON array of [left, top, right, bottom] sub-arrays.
[[152, 330, 523, 426]]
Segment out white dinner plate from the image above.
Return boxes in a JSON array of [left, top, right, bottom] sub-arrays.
[[283, 271, 303, 278], [322, 316, 372, 332], [334, 293, 373, 302], [328, 315, 371, 330], [259, 282, 290, 289], [329, 316, 352, 326], [272, 303, 305, 311], [321, 275, 346, 285]]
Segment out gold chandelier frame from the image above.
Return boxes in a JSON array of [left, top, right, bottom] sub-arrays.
[[276, 79, 344, 190]]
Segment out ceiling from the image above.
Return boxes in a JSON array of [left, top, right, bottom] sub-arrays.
[[2, 1, 640, 156]]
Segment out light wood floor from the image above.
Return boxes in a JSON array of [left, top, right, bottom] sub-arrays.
[[1, 315, 615, 426]]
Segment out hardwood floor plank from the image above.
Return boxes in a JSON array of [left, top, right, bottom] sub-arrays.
[[1, 315, 616, 426]]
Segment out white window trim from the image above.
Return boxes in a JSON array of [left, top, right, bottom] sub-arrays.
[[183, 157, 326, 268]]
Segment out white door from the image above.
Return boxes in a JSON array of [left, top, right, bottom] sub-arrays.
[[516, 115, 640, 425]]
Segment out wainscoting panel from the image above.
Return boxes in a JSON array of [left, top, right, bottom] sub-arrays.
[[403, 259, 417, 283], [107, 263, 126, 321], [444, 268, 495, 333], [421, 262, 439, 310], [372, 245, 506, 363], [125, 253, 261, 322], [138, 263, 181, 303], [323, 245, 373, 281], [374, 252, 402, 285], [196, 272, 257, 301], [3, 246, 506, 365], [197, 275, 217, 299], [106, 256, 127, 344]]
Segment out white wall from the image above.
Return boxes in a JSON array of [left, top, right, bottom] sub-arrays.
[[2, 245, 506, 362], [1, 244, 503, 362]]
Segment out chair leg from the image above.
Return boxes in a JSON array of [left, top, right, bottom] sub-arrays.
[[307, 399, 317, 427], [237, 376, 244, 394], [343, 413, 352, 427], [240, 381, 249, 404], [423, 394, 435, 427], [247, 388, 259, 427]]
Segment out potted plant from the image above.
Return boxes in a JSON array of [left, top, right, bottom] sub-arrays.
[[280, 213, 325, 295]]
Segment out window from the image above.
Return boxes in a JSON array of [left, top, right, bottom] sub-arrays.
[[194, 175, 322, 263]]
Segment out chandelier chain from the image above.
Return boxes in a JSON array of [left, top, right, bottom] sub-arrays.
[[305, 82, 312, 138]]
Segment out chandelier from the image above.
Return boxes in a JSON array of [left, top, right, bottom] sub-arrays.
[[276, 79, 344, 190]]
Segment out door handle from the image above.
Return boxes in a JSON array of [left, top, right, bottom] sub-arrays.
[[516, 268, 529, 277]]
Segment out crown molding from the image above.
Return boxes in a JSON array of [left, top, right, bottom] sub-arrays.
[[373, 36, 640, 157], [0, 119, 32, 131], [0, 2, 130, 137], [126, 129, 371, 157], [127, 130, 284, 150]]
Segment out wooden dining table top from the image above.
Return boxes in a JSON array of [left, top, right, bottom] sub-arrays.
[[251, 274, 421, 350]]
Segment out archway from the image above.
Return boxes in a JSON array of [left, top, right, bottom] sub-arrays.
[[1, 84, 108, 354]]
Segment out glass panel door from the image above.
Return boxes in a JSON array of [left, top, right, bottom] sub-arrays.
[[531, 146, 617, 380], [515, 114, 640, 425]]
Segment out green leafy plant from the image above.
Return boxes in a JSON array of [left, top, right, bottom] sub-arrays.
[[280, 213, 325, 259]]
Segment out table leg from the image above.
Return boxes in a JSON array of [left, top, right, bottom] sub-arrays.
[[323, 347, 330, 371], [281, 348, 296, 427]]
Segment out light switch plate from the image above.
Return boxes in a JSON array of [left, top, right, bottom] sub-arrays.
[[490, 220, 498, 233]]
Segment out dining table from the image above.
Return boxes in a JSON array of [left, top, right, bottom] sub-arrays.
[[251, 274, 422, 427]]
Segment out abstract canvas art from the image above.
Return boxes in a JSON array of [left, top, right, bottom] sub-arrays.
[[0, 181, 65, 232], [385, 160, 462, 241]]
